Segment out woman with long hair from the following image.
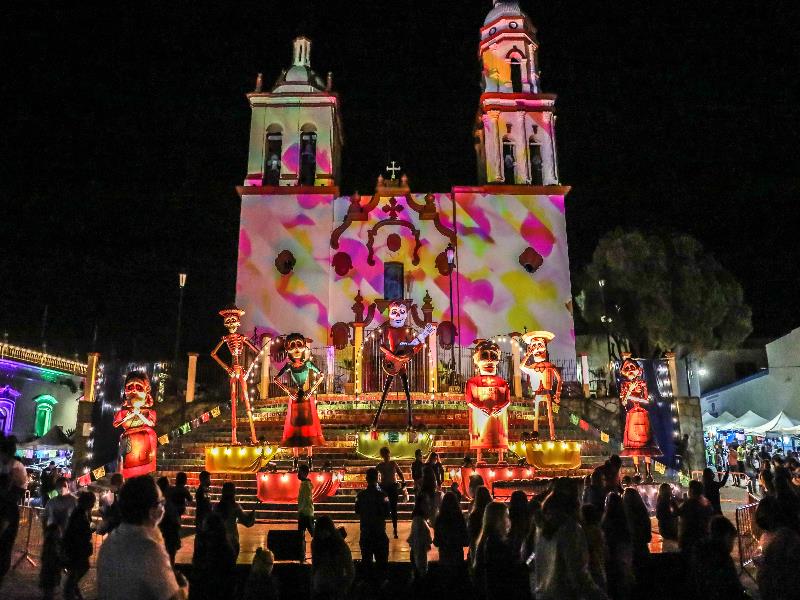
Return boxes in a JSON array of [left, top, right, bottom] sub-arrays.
[[655, 483, 678, 541], [601, 492, 632, 600], [701, 467, 729, 515], [190, 512, 237, 600], [468, 486, 493, 562], [433, 491, 469, 566], [62, 491, 96, 600], [533, 481, 606, 600], [474, 501, 514, 600], [214, 481, 256, 557], [621, 487, 651, 569], [311, 516, 354, 600]]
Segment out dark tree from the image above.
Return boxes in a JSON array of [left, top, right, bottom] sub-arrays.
[[575, 229, 752, 358]]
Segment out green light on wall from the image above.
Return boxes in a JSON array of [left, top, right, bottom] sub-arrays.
[[33, 395, 57, 437]]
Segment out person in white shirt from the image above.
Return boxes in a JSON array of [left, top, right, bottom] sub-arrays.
[[97, 475, 188, 600]]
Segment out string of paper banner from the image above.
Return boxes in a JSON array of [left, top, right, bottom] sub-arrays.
[[75, 404, 225, 487], [555, 404, 690, 487]]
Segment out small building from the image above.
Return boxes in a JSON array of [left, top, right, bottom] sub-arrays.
[[701, 327, 800, 419], [0, 342, 87, 440]]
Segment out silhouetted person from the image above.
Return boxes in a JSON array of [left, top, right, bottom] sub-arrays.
[[242, 548, 279, 600], [601, 492, 632, 600], [677, 480, 712, 555], [701, 467, 729, 515], [468, 486, 493, 563], [311, 515, 354, 600], [62, 491, 96, 600], [157, 476, 181, 565], [655, 483, 679, 541], [190, 512, 236, 600], [376, 446, 405, 539], [433, 491, 469, 566], [690, 515, 745, 600], [354, 467, 389, 579], [214, 481, 256, 558], [194, 470, 212, 531], [98, 473, 123, 535], [474, 501, 515, 600]]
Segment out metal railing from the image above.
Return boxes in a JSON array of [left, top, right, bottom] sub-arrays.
[[735, 501, 760, 581], [0, 343, 87, 376]]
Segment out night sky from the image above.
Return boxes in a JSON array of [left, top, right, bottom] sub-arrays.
[[2, 1, 798, 360]]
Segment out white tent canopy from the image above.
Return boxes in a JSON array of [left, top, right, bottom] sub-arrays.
[[726, 410, 769, 431], [745, 411, 800, 435], [703, 411, 738, 430]]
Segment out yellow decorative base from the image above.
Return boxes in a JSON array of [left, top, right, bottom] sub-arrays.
[[509, 440, 582, 471], [355, 431, 434, 460], [205, 444, 277, 472]]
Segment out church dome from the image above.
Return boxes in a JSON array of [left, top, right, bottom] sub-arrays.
[[484, 0, 526, 25], [271, 37, 327, 93]]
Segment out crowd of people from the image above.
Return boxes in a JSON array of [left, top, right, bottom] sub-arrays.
[[6, 431, 800, 599]]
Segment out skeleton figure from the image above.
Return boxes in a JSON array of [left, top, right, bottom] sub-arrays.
[[370, 301, 433, 431], [211, 307, 260, 445], [113, 372, 158, 478], [273, 333, 325, 468], [519, 331, 562, 440], [465, 340, 511, 463], [619, 358, 661, 479]]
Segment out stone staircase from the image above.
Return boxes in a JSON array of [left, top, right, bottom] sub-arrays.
[[157, 395, 613, 523]]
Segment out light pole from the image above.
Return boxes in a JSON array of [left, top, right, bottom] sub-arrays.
[[446, 243, 458, 384], [598, 279, 612, 365], [174, 272, 187, 374]]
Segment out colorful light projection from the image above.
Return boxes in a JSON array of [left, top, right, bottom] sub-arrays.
[[235, 188, 575, 363], [355, 430, 434, 460], [0, 385, 19, 436], [256, 470, 343, 504], [205, 444, 277, 473], [113, 372, 157, 478]]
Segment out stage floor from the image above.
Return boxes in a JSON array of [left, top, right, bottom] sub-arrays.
[[175, 518, 676, 566]]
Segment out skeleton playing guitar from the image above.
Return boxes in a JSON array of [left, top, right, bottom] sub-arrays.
[[381, 323, 436, 376]]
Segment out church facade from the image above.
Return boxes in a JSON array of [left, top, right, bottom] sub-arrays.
[[234, 1, 576, 363]]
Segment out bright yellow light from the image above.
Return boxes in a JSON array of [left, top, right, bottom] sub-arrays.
[[239, 447, 247, 456], [489, 470, 496, 477], [561, 442, 568, 449], [211, 447, 219, 455], [224, 447, 232, 455], [255, 447, 263, 455], [280, 474, 288, 482]]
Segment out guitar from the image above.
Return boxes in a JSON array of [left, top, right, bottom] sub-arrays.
[[381, 323, 436, 376]]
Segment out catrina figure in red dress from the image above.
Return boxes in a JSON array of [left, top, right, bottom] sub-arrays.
[[273, 333, 325, 470], [465, 339, 511, 464], [619, 357, 661, 480], [113, 372, 158, 478]]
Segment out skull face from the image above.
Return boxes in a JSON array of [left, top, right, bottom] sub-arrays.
[[620, 359, 643, 381], [388, 302, 408, 328], [223, 314, 241, 333], [529, 337, 549, 363], [124, 378, 151, 409], [473, 343, 501, 376], [285, 335, 309, 364]]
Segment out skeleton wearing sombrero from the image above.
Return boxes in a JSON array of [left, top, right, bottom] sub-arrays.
[[519, 331, 562, 441], [211, 306, 262, 445]]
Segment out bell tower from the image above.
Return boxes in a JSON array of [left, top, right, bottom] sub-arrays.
[[244, 37, 343, 188], [474, 1, 559, 186]]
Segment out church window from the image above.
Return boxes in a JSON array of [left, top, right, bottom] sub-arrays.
[[0, 385, 18, 436], [510, 59, 523, 93], [384, 262, 404, 301], [502, 138, 516, 183], [265, 125, 282, 186], [33, 395, 57, 437], [528, 137, 543, 185], [299, 124, 317, 186]]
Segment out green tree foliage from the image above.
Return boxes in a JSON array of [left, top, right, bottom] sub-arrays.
[[575, 229, 752, 357]]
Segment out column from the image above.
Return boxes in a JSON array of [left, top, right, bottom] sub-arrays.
[[185, 353, 198, 403], [482, 112, 502, 182], [579, 353, 590, 398], [260, 339, 272, 400], [326, 345, 335, 395], [665, 352, 680, 397], [73, 352, 100, 473], [428, 324, 438, 394], [511, 339, 522, 398], [516, 110, 528, 184], [353, 323, 364, 396]]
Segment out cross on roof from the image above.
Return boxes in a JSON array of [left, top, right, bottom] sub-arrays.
[[382, 197, 404, 220], [386, 161, 401, 180]]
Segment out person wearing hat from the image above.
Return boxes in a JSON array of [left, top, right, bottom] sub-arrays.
[[211, 306, 263, 445], [465, 339, 511, 464], [519, 331, 562, 440]]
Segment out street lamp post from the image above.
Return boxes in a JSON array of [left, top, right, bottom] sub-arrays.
[[445, 243, 458, 385], [174, 272, 187, 374], [598, 279, 612, 364]]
